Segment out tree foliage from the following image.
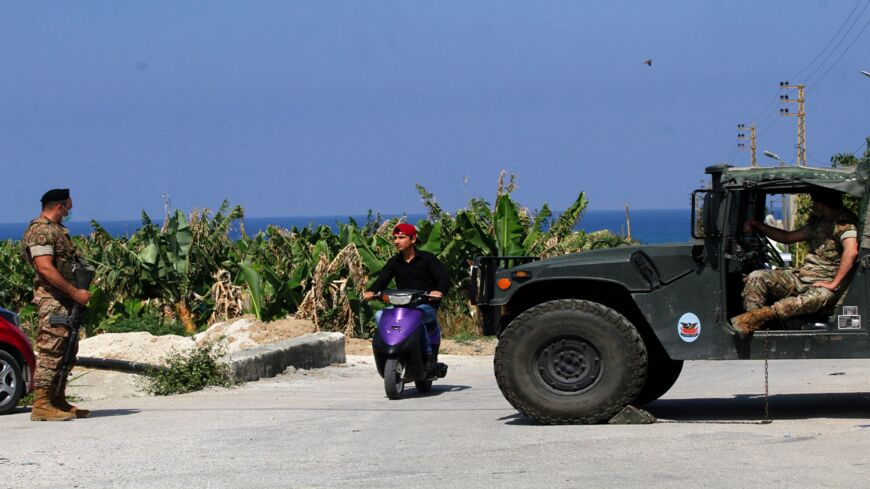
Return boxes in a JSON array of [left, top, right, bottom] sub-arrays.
[[1, 175, 633, 338]]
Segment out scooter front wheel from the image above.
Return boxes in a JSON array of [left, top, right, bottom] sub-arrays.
[[384, 358, 405, 400]]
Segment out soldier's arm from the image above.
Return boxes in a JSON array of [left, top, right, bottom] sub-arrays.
[[813, 237, 858, 291], [744, 219, 807, 244], [32, 255, 90, 305]]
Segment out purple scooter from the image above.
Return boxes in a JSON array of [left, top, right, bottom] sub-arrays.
[[372, 289, 448, 399]]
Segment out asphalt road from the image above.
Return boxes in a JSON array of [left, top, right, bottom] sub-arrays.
[[2, 355, 870, 489]]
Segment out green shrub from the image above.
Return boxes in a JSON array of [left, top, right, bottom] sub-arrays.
[[17, 391, 34, 408], [448, 329, 486, 344], [144, 342, 231, 396]]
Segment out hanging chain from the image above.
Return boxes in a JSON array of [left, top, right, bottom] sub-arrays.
[[761, 332, 772, 424], [657, 333, 773, 425]]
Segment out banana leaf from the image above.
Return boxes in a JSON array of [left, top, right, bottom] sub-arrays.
[[345, 227, 386, 274], [493, 194, 526, 256], [456, 211, 497, 257], [523, 204, 552, 250], [549, 192, 588, 239], [416, 220, 443, 255], [239, 261, 264, 321]]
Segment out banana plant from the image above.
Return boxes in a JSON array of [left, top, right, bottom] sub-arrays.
[[135, 210, 197, 333]]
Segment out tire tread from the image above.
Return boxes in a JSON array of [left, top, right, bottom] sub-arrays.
[[494, 299, 647, 424]]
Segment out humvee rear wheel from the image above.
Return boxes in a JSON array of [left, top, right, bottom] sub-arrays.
[[494, 300, 648, 424]]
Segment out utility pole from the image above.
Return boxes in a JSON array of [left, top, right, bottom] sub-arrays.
[[779, 81, 806, 166], [737, 124, 757, 166]]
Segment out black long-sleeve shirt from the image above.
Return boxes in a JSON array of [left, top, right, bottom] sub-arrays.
[[367, 250, 450, 297]]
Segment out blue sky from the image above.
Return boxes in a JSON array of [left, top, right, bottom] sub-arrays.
[[1, 1, 869, 222]]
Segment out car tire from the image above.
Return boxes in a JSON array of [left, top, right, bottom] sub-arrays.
[[494, 299, 648, 424], [0, 350, 25, 415]]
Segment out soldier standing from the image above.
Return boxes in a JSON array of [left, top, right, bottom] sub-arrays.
[[21, 189, 91, 421], [731, 189, 859, 336]]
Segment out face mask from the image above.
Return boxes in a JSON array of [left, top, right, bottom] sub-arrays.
[[62, 206, 72, 223]]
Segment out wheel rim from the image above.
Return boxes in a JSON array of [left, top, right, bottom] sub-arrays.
[[534, 336, 602, 395], [392, 360, 405, 392], [0, 358, 17, 408]]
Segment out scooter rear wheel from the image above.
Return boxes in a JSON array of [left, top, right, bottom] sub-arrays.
[[384, 358, 405, 400]]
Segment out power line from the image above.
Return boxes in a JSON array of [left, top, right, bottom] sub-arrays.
[[754, 107, 779, 132], [808, 9, 870, 92], [757, 110, 781, 135], [788, 0, 865, 81], [747, 96, 780, 126], [807, 153, 828, 166], [737, 2, 870, 166], [803, 0, 870, 86]]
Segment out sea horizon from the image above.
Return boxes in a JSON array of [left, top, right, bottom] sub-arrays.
[[0, 208, 691, 244]]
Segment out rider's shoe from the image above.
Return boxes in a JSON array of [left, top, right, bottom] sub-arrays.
[[425, 353, 437, 371]]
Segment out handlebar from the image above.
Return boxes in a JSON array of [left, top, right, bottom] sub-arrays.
[[365, 289, 443, 303]]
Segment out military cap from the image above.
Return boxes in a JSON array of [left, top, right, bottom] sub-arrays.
[[40, 188, 70, 203], [809, 188, 843, 210]]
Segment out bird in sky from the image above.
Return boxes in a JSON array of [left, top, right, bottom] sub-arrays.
[[643, 59, 652, 66]]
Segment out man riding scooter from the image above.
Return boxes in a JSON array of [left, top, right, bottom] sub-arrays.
[[363, 223, 450, 370]]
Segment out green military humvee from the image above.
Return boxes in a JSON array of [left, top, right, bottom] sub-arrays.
[[471, 162, 870, 424]]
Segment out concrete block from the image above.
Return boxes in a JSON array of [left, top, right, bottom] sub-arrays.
[[222, 332, 346, 383]]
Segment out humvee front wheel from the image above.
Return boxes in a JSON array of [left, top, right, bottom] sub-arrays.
[[494, 300, 648, 424], [634, 355, 682, 405]]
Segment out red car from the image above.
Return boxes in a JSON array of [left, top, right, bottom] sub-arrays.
[[0, 307, 35, 415]]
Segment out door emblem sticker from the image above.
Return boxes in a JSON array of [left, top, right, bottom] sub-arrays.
[[838, 305, 861, 330], [678, 312, 701, 343]]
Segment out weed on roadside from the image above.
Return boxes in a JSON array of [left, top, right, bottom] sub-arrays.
[[144, 342, 232, 396], [16, 391, 34, 408], [449, 330, 485, 344]]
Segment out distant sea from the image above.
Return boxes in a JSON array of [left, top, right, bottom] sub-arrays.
[[0, 209, 690, 245]]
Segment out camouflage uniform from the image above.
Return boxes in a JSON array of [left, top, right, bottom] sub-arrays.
[[20, 216, 84, 390], [743, 208, 859, 319]]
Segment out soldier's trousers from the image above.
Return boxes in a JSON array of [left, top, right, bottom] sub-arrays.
[[33, 297, 75, 390], [742, 269, 836, 319]]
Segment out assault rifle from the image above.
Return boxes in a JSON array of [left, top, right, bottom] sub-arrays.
[[49, 263, 95, 397]]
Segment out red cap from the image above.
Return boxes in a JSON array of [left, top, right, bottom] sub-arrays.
[[392, 223, 417, 238]]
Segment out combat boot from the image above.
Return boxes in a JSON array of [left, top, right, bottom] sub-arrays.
[[30, 388, 75, 422], [53, 378, 90, 419], [731, 307, 777, 337]]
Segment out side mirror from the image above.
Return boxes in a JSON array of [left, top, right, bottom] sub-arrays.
[[692, 189, 722, 238]]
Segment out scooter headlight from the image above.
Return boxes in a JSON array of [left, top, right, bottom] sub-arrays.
[[387, 294, 412, 306]]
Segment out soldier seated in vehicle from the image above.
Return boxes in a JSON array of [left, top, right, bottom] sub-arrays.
[[731, 189, 858, 336]]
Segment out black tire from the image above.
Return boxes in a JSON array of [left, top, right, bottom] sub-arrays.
[[494, 299, 648, 424], [384, 358, 405, 400], [0, 350, 25, 415], [634, 354, 683, 406], [415, 380, 433, 392]]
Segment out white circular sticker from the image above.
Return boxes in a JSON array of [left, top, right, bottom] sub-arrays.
[[677, 313, 701, 343]]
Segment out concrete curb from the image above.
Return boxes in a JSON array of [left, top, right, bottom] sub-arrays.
[[222, 332, 346, 383]]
